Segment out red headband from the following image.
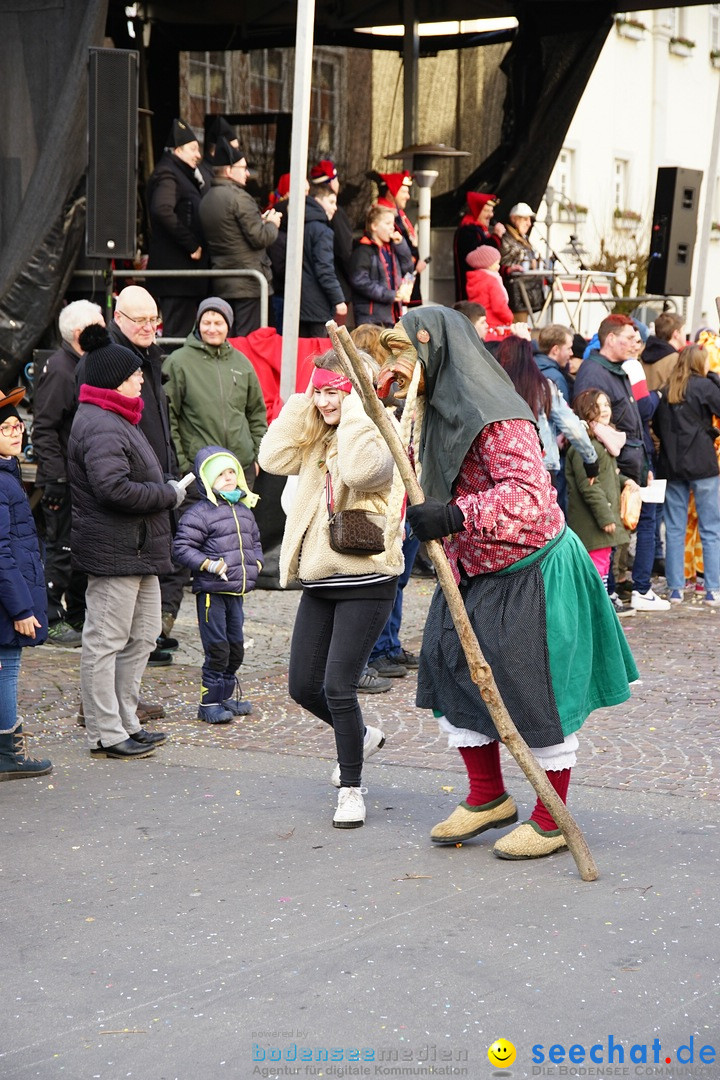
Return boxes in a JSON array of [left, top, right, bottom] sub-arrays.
[[311, 367, 352, 393]]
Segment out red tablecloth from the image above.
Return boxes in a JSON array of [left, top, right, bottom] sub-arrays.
[[228, 327, 331, 422]]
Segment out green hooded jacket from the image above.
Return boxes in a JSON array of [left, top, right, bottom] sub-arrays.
[[162, 332, 268, 476]]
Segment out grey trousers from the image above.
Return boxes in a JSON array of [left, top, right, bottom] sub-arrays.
[[81, 575, 161, 749]]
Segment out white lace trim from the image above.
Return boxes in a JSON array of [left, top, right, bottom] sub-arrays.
[[435, 714, 579, 770]]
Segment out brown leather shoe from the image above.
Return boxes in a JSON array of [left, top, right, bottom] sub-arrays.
[[137, 699, 166, 722], [77, 700, 166, 727]]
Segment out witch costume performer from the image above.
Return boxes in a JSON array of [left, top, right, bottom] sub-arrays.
[[376, 308, 638, 860]]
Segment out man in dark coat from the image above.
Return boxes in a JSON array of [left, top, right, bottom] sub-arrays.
[[299, 187, 347, 337], [33, 299, 104, 645], [573, 313, 670, 613], [199, 138, 282, 336], [145, 118, 209, 339]]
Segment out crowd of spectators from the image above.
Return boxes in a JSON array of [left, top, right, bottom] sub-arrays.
[[4, 126, 716, 817]]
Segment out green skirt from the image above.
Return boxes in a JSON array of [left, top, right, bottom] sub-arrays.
[[417, 527, 639, 745]]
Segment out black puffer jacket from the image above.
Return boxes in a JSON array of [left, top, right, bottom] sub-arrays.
[[67, 389, 177, 577], [146, 151, 209, 297], [172, 445, 263, 595], [300, 196, 345, 323], [653, 373, 720, 481]]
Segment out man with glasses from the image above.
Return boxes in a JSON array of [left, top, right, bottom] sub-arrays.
[[573, 313, 670, 612], [77, 285, 187, 661], [199, 137, 282, 336]]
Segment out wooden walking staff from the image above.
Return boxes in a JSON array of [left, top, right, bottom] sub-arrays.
[[326, 321, 599, 882]]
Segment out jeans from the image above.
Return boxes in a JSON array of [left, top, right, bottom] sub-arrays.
[[664, 476, 720, 592], [0, 647, 21, 731], [288, 589, 394, 786], [369, 530, 420, 661], [630, 501, 657, 595], [81, 575, 161, 748]]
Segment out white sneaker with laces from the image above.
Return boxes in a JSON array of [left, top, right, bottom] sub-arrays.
[[330, 725, 385, 788], [333, 786, 367, 829], [631, 588, 671, 612]]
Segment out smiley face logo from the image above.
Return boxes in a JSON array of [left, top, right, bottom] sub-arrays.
[[488, 1038, 516, 1068]]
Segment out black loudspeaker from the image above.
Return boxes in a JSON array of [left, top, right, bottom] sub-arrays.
[[647, 166, 703, 296], [86, 48, 139, 259]]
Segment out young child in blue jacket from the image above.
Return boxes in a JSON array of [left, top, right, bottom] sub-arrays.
[[173, 446, 263, 723]]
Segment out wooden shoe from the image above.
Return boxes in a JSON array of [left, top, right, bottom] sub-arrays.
[[430, 793, 518, 845], [492, 821, 568, 860]]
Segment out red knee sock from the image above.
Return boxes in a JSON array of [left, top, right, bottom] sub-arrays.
[[458, 743, 505, 806], [530, 768, 571, 832]]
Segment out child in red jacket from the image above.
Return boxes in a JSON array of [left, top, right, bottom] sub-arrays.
[[465, 246, 514, 342]]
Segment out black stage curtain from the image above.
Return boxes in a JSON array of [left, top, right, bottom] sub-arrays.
[[433, 2, 613, 226], [0, 0, 108, 388]]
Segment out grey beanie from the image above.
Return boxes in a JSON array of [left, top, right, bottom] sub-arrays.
[[196, 297, 233, 332]]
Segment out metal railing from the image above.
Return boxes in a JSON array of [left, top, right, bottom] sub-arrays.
[[71, 267, 269, 344]]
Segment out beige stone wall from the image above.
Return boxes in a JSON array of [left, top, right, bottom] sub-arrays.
[[370, 42, 509, 199]]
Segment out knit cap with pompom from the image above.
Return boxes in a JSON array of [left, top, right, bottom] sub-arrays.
[[79, 324, 141, 389]]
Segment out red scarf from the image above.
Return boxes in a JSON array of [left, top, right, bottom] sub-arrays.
[[79, 384, 144, 425]]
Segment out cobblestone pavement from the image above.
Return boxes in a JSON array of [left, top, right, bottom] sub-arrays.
[[21, 575, 720, 802]]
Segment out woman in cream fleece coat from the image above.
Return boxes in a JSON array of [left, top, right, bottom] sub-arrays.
[[258, 354, 403, 829]]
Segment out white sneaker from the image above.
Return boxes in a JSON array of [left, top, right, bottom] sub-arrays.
[[631, 588, 671, 612], [330, 725, 385, 788], [333, 786, 367, 829]]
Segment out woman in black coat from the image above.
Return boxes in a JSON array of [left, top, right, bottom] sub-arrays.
[[68, 327, 185, 759], [653, 344, 720, 605]]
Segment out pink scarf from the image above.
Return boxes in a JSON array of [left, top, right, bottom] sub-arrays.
[[79, 384, 144, 425], [590, 420, 626, 457]]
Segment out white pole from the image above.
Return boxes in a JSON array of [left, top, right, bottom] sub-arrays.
[[280, 0, 316, 403], [414, 170, 437, 303], [691, 71, 720, 333]]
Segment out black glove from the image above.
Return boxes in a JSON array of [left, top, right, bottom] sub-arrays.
[[406, 498, 465, 542], [41, 481, 67, 513], [583, 458, 600, 480]]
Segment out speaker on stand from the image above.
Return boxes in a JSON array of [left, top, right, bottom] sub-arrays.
[[646, 166, 703, 297], [86, 48, 139, 261]]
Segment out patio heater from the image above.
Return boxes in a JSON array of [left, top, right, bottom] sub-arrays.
[[385, 143, 469, 304]]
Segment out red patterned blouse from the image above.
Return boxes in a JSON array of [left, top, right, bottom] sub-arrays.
[[443, 418, 564, 581]]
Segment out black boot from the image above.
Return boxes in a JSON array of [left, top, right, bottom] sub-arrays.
[[222, 674, 252, 716], [0, 726, 53, 781]]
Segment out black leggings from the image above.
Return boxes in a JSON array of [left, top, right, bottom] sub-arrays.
[[288, 589, 394, 786]]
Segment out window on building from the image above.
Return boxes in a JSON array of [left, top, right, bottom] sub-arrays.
[[187, 52, 229, 141], [553, 148, 575, 201], [666, 7, 686, 37], [247, 48, 341, 185], [613, 158, 628, 210], [711, 4, 720, 51]]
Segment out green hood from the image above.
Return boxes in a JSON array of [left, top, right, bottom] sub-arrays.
[[400, 308, 537, 503]]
